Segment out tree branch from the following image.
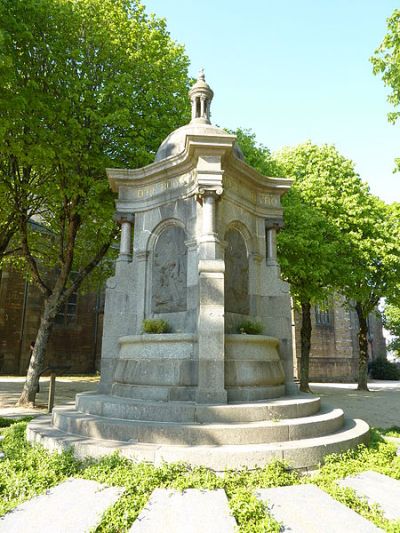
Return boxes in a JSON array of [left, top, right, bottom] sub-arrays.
[[66, 227, 117, 299], [18, 213, 51, 296]]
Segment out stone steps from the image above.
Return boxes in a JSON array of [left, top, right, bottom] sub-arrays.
[[76, 392, 321, 423], [52, 404, 344, 446], [27, 415, 369, 470]]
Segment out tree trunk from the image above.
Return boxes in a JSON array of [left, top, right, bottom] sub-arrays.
[[16, 296, 59, 406], [299, 299, 312, 393], [356, 301, 369, 391]]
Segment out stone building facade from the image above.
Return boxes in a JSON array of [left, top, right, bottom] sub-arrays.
[[0, 269, 103, 375], [293, 298, 386, 382]]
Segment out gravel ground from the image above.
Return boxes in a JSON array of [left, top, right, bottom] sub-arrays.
[[0, 375, 99, 417], [311, 380, 400, 429]]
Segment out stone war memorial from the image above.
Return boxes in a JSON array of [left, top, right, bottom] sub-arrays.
[[28, 73, 370, 470]]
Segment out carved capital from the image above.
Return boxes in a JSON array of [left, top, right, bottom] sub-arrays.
[[197, 186, 223, 202], [265, 217, 284, 230], [114, 212, 134, 225]]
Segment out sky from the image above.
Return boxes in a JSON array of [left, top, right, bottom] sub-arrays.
[[143, 0, 400, 203]]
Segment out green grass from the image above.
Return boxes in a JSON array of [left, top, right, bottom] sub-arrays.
[[1, 418, 400, 532]]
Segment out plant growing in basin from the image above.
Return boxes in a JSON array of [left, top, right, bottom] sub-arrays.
[[142, 319, 170, 334], [237, 320, 263, 335]]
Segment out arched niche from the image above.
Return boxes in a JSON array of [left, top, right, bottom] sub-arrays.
[[151, 224, 187, 314], [224, 227, 249, 315]]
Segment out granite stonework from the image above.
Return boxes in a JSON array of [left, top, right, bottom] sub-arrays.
[[28, 72, 370, 469], [100, 72, 295, 403]]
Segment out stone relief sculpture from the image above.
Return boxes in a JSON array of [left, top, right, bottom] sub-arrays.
[[225, 228, 249, 315], [151, 225, 187, 313]]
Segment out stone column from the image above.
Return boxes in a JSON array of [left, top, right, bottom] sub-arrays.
[[266, 227, 276, 262], [265, 219, 283, 260], [114, 213, 134, 262], [196, 189, 227, 404], [200, 95, 206, 120]]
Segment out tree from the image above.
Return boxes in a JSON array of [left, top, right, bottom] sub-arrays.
[[277, 143, 400, 391], [0, 0, 190, 405], [275, 143, 361, 392], [330, 195, 399, 390], [276, 191, 345, 392]]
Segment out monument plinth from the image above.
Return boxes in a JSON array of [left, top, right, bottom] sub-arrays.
[[28, 73, 370, 470]]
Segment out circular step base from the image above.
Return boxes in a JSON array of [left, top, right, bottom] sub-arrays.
[[27, 416, 369, 471]]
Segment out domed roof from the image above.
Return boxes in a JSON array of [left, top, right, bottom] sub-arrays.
[[155, 70, 244, 162], [155, 122, 244, 162]]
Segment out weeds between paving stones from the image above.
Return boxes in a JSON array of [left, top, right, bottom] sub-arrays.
[[1, 418, 400, 532]]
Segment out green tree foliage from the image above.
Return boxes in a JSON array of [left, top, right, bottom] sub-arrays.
[[384, 302, 400, 357], [372, 9, 400, 134], [227, 128, 281, 176], [275, 142, 361, 391], [0, 0, 190, 405], [277, 142, 400, 391]]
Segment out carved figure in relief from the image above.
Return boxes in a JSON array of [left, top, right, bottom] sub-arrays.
[[152, 226, 187, 313], [225, 228, 250, 315]]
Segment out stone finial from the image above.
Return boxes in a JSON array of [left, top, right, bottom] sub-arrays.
[[189, 69, 214, 124]]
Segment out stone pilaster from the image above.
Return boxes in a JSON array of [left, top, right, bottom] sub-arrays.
[[99, 212, 134, 392], [196, 189, 227, 404], [134, 250, 149, 333], [265, 218, 283, 266], [264, 217, 298, 394]]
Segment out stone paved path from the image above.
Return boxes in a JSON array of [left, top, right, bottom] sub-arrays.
[[0, 479, 123, 533], [1, 472, 400, 531], [340, 470, 400, 521], [257, 484, 382, 533], [129, 488, 237, 532]]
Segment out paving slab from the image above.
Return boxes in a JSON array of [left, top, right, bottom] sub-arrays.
[[129, 489, 237, 533], [0, 478, 123, 533], [257, 484, 382, 533], [339, 470, 400, 520]]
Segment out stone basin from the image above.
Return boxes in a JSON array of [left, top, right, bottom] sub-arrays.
[[112, 333, 285, 402]]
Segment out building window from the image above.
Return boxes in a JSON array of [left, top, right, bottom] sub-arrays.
[[55, 292, 78, 325], [315, 304, 332, 327]]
